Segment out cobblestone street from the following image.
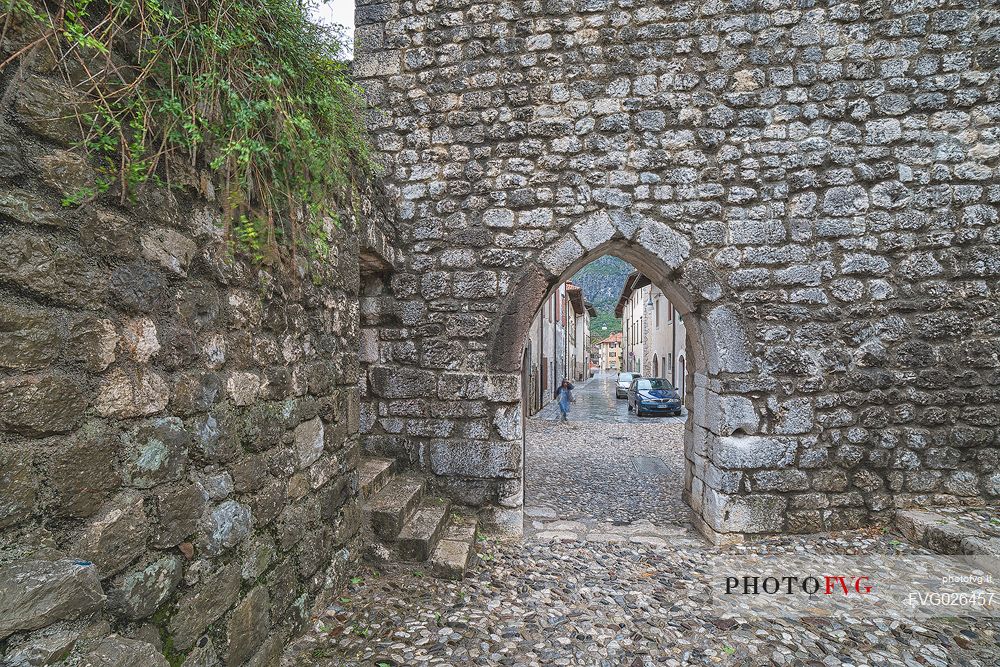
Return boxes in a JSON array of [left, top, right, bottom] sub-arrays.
[[286, 375, 1000, 666], [287, 533, 1000, 667], [526, 372, 692, 540]]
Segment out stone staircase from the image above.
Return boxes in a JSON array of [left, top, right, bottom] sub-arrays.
[[357, 456, 479, 580]]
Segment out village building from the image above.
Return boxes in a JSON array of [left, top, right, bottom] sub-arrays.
[[595, 332, 622, 372], [615, 272, 687, 389], [522, 281, 594, 416]]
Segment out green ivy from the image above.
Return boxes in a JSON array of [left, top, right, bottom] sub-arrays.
[[6, 0, 376, 266]]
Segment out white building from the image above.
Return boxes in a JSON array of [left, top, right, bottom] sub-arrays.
[[522, 281, 594, 416], [596, 332, 622, 372], [614, 272, 687, 390], [566, 283, 595, 382]]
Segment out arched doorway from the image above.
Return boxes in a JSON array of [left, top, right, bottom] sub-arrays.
[[652, 354, 659, 377], [486, 225, 763, 545]]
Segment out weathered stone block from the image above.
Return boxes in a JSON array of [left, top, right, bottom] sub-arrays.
[[0, 303, 64, 371], [108, 262, 169, 313], [811, 469, 849, 492], [199, 500, 253, 556], [821, 185, 869, 216], [48, 421, 121, 519], [0, 186, 66, 228], [352, 51, 400, 78], [704, 306, 752, 373], [2, 628, 80, 665], [705, 394, 759, 437], [0, 373, 89, 435], [538, 235, 584, 277], [637, 221, 690, 270], [750, 469, 809, 492], [120, 316, 160, 362], [703, 463, 742, 494], [484, 374, 520, 403], [572, 211, 616, 250], [0, 559, 105, 639], [786, 510, 824, 534], [0, 446, 37, 529], [123, 417, 190, 489], [67, 315, 117, 371], [702, 490, 787, 533], [80, 636, 168, 667], [370, 366, 435, 399], [140, 228, 197, 276], [39, 150, 96, 198], [74, 492, 149, 578], [943, 470, 979, 496], [294, 417, 325, 468], [0, 230, 106, 307], [168, 564, 241, 651], [151, 483, 207, 548], [170, 371, 222, 416], [109, 556, 183, 620], [13, 74, 84, 144], [225, 587, 270, 666], [226, 371, 262, 407], [712, 435, 796, 470], [492, 405, 522, 441], [772, 398, 814, 435], [429, 440, 521, 478], [96, 368, 169, 419]]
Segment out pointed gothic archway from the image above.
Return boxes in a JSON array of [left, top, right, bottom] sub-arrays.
[[486, 217, 773, 545]]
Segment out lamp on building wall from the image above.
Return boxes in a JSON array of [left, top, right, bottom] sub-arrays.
[[646, 292, 653, 307]]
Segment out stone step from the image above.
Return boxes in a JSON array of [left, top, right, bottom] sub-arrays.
[[396, 499, 451, 562], [429, 513, 478, 580], [357, 456, 396, 500], [369, 475, 425, 540], [895, 509, 1000, 556]]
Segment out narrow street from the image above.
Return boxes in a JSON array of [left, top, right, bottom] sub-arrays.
[[525, 372, 694, 543], [532, 371, 687, 425]]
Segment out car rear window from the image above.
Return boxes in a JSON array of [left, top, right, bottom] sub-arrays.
[[618, 373, 635, 381], [636, 379, 674, 390]]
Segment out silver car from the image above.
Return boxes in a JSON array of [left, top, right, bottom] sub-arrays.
[[615, 372, 639, 399]]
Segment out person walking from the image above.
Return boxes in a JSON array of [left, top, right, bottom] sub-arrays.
[[554, 378, 574, 423]]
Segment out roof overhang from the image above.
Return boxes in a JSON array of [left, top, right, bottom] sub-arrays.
[[566, 283, 586, 315], [614, 271, 650, 318]]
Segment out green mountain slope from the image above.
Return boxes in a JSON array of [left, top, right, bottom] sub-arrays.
[[570, 255, 633, 339]]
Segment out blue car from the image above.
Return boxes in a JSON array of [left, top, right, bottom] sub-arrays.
[[627, 378, 682, 417]]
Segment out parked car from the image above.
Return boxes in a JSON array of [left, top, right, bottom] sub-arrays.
[[627, 378, 682, 417], [615, 372, 639, 399]]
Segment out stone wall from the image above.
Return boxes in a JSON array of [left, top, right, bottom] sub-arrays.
[[0, 25, 383, 665], [353, 0, 1000, 540]]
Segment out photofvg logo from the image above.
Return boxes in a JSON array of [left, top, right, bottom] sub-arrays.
[[709, 555, 1000, 621], [724, 575, 872, 596]]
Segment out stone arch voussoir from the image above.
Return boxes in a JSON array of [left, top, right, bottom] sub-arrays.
[[489, 222, 773, 544]]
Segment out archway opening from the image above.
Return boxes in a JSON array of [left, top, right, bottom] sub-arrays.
[[482, 229, 758, 545], [514, 248, 701, 542]]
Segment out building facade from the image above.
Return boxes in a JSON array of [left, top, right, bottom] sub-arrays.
[[615, 273, 687, 390], [596, 332, 622, 372], [566, 283, 596, 382], [522, 281, 593, 416]]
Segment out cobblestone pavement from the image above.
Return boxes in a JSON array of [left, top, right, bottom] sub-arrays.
[[524, 419, 689, 536], [286, 384, 1000, 666], [286, 531, 1000, 667], [526, 372, 690, 539]]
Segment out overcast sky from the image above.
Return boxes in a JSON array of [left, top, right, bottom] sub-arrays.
[[311, 1, 355, 46]]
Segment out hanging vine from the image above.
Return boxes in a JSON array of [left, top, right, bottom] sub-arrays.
[[2, 0, 377, 266]]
